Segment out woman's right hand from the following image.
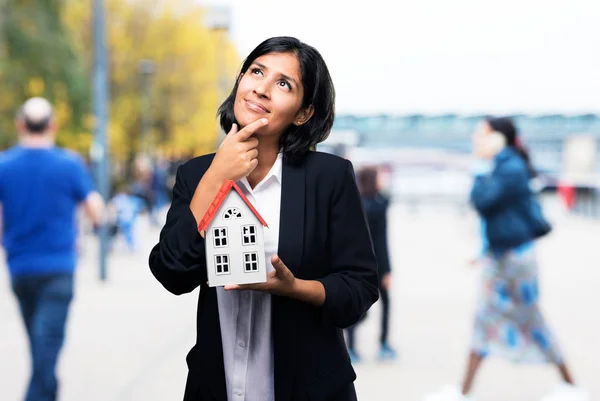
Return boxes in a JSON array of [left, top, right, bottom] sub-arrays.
[[207, 118, 268, 183], [190, 118, 268, 236]]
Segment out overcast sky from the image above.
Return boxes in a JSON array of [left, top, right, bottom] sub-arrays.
[[202, 0, 599, 115]]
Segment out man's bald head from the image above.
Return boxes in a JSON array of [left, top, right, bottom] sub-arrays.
[[17, 97, 55, 134]]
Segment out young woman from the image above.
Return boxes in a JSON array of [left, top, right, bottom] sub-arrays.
[[424, 117, 587, 401], [149, 37, 379, 401]]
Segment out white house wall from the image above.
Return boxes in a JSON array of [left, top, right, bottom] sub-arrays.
[[206, 191, 267, 287]]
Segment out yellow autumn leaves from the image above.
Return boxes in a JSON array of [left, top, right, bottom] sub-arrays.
[[1, 0, 240, 161]]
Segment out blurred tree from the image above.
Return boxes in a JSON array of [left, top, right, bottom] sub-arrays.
[[64, 0, 239, 167], [1, 0, 239, 168], [0, 0, 89, 150]]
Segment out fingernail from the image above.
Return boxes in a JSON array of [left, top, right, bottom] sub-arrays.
[[261, 118, 268, 124]]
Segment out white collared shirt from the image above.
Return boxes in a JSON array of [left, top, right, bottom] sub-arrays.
[[216, 153, 282, 401]]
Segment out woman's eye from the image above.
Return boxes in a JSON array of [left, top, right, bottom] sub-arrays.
[[251, 68, 263, 76], [278, 81, 291, 90]]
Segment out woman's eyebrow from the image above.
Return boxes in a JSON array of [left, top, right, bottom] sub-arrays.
[[253, 62, 298, 86], [279, 73, 298, 87]]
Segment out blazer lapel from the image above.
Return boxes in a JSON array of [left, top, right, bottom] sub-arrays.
[[273, 159, 305, 401], [277, 160, 305, 273]]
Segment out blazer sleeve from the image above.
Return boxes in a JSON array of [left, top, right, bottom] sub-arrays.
[[148, 165, 207, 295], [316, 161, 380, 328]]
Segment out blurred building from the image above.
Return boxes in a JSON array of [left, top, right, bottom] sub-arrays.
[[331, 114, 600, 173], [323, 114, 600, 216]]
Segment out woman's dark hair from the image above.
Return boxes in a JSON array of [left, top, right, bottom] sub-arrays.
[[357, 166, 379, 198], [217, 36, 335, 164], [486, 116, 536, 177]]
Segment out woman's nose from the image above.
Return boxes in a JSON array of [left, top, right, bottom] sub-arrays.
[[253, 82, 270, 98]]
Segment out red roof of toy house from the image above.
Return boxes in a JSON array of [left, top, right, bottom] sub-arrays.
[[198, 179, 268, 232]]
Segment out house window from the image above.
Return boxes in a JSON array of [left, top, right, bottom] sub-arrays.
[[213, 227, 228, 247], [243, 252, 258, 272], [223, 207, 243, 220], [215, 255, 230, 275], [241, 225, 257, 245]]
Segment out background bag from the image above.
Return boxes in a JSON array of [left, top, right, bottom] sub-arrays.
[[525, 195, 552, 239]]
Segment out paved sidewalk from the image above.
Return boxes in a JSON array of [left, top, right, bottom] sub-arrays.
[[0, 203, 598, 401]]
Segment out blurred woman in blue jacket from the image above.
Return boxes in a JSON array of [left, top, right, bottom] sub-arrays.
[[424, 117, 587, 401]]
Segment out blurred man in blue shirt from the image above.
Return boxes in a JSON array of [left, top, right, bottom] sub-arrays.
[[0, 97, 104, 401]]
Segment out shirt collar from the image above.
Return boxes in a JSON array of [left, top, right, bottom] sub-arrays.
[[269, 152, 283, 184], [239, 152, 283, 192]]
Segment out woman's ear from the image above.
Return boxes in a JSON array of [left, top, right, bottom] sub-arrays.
[[294, 105, 315, 126]]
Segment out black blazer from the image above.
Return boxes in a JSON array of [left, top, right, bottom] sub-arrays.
[[149, 151, 379, 401]]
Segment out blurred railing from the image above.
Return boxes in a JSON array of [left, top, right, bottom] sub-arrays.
[[344, 146, 600, 222], [386, 167, 471, 214]]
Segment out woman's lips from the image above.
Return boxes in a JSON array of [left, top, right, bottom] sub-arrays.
[[245, 100, 269, 114]]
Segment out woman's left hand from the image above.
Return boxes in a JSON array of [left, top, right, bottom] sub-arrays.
[[224, 255, 297, 297], [381, 273, 392, 290]]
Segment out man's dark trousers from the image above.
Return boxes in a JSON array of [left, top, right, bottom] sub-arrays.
[[11, 273, 74, 401]]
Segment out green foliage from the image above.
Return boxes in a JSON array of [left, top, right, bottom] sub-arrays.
[[0, 0, 88, 149], [0, 0, 239, 161]]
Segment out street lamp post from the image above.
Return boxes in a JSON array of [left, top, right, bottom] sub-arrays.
[[204, 6, 231, 145], [92, 0, 110, 281], [139, 59, 155, 155]]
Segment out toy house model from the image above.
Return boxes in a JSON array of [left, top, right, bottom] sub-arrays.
[[198, 180, 269, 287]]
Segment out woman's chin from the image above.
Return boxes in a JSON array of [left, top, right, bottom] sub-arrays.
[[237, 113, 266, 127]]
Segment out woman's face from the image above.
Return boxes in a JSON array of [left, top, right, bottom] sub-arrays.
[[233, 52, 313, 138], [473, 120, 493, 139], [471, 120, 493, 148]]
